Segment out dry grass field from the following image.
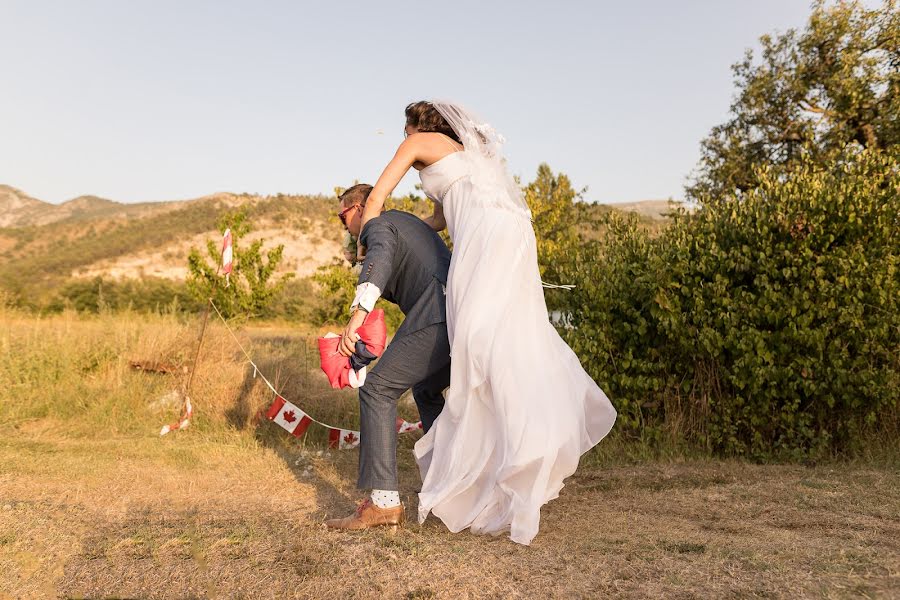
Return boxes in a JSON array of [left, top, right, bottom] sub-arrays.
[[1, 310, 898, 599]]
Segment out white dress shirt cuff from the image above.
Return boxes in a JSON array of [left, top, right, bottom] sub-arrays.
[[351, 282, 381, 313]]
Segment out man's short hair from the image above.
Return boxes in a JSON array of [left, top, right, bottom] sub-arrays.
[[339, 183, 373, 207]]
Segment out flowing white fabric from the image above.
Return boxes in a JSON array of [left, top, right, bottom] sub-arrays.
[[413, 102, 617, 545]]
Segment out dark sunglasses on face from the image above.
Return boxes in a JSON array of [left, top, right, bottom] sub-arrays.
[[338, 204, 360, 226]]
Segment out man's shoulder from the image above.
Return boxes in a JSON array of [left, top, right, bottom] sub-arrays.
[[359, 215, 396, 243], [380, 209, 421, 226], [364, 209, 420, 229], [381, 210, 439, 235], [366, 210, 446, 252]]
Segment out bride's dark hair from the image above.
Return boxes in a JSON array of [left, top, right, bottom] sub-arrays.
[[405, 101, 462, 144]]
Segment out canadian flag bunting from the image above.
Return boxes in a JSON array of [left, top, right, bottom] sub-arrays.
[[221, 228, 233, 286], [266, 395, 313, 438], [328, 428, 360, 450], [262, 396, 422, 450], [396, 417, 423, 434]]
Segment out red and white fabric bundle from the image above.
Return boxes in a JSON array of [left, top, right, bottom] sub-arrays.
[[397, 417, 423, 434], [317, 309, 387, 389]]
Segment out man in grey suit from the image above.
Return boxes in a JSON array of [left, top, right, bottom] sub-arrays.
[[325, 183, 451, 532]]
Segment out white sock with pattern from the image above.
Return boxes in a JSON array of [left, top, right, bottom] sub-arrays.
[[370, 489, 400, 508]]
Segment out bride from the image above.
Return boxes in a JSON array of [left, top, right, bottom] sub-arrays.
[[357, 100, 617, 545]]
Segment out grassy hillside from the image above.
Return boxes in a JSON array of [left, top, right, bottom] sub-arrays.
[[0, 184, 674, 313], [0, 192, 345, 309]]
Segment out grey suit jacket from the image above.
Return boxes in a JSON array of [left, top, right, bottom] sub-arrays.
[[357, 210, 451, 339]]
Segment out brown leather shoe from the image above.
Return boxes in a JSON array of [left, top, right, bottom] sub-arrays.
[[325, 497, 405, 531]]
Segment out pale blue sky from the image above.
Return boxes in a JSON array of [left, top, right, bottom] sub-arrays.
[[1, 1, 819, 205]]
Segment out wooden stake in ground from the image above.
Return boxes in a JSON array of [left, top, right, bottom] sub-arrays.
[[160, 229, 232, 436]]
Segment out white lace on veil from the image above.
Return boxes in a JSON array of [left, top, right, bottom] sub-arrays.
[[430, 100, 533, 219]]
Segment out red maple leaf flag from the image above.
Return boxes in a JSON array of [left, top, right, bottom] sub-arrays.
[[328, 427, 361, 450], [266, 396, 312, 438], [396, 417, 424, 434]]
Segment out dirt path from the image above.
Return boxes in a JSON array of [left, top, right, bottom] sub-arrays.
[[1, 431, 898, 599]]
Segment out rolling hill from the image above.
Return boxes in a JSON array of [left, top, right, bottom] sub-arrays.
[[0, 184, 678, 310], [0, 184, 194, 227], [0, 187, 344, 307]]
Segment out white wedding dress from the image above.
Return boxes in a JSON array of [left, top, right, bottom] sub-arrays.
[[413, 122, 618, 545]]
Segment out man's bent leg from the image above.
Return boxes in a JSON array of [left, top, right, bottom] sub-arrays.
[[412, 367, 450, 434], [411, 322, 450, 434]]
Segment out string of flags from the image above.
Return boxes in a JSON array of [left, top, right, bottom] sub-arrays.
[[159, 227, 424, 445], [209, 298, 422, 448]]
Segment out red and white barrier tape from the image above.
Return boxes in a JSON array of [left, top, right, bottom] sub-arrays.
[[159, 396, 193, 436]]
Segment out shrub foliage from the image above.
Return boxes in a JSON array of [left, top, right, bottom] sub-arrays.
[[557, 148, 899, 457], [186, 208, 294, 319]]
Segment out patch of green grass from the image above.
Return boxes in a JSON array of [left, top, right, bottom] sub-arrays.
[[660, 540, 707, 554]]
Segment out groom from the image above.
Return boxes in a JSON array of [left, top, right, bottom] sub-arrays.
[[325, 183, 452, 531]]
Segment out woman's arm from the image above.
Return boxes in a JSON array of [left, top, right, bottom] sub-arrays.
[[359, 137, 418, 234]]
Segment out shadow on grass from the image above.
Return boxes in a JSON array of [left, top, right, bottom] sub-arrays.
[[226, 346, 430, 528]]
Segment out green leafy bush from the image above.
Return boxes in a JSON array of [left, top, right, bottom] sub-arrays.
[[558, 148, 899, 458], [49, 276, 201, 314], [187, 208, 294, 319]]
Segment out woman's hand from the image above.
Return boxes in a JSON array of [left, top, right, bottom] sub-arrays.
[[342, 232, 358, 265], [421, 202, 446, 232], [356, 243, 366, 263], [430, 202, 446, 232]]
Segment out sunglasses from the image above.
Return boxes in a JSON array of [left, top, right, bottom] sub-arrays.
[[338, 203, 360, 226]]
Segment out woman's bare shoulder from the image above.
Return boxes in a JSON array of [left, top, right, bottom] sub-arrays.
[[409, 131, 461, 148]]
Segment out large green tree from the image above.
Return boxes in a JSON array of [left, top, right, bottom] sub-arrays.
[[523, 163, 582, 286], [689, 0, 899, 202]]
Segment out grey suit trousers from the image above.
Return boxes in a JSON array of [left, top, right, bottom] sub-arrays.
[[357, 321, 451, 491]]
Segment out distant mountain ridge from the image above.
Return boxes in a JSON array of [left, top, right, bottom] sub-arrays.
[[0, 185, 244, 228], [0, 185, 52, 227], [2, 184, 678, 229]]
